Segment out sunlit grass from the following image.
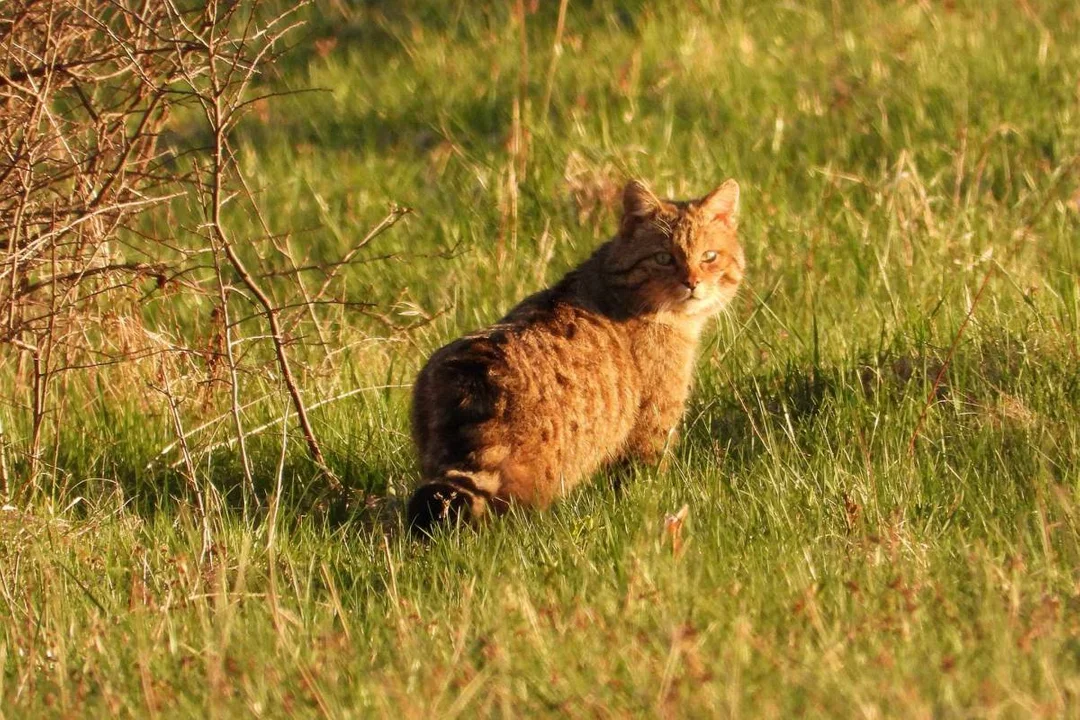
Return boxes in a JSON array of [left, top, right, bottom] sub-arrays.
[[2, 0, 1080, 716]]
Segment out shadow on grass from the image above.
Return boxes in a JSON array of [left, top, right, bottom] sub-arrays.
[[687, 348, 945, 467], [25, 432, 403, 534], [685, 329, 1065, 474], [27, 331, 1066, 539]]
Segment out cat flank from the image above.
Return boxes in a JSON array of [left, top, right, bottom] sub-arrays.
[[407, 179, 744, 535]]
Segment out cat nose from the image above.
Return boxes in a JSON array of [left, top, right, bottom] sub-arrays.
[[682, 276, 699, 290]]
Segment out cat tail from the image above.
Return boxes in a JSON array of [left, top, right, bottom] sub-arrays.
[[406, 470, 494, 537]]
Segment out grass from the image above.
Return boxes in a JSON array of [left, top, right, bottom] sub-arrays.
[[3, 0, 1080, 716]]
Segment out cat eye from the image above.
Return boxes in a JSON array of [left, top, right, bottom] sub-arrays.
[[653, 251, 674, 266], [701, 250, 719, 263]]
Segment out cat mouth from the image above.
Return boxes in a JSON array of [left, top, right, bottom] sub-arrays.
[[676, 291, 720, 314], [663, 287, 711, 312], [674, 294, 704, 311]]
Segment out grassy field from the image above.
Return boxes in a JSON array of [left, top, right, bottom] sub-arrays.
[[4, 0, 1080, 716]]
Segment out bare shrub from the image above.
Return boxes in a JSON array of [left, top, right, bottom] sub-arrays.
[[0, 0, 409, 505]]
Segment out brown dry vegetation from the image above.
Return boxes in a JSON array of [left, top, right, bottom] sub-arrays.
[[0, 0, 416, 511]]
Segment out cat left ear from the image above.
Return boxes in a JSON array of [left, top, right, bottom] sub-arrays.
[[620, 180, 663, 235], [701, 179, 740, 224], [622, 180, 662, 220]]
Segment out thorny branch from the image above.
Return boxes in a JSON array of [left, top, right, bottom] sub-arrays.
[[0, 0, 415, 505]]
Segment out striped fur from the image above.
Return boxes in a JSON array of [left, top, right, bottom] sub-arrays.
[[407, 179, 743, 535]]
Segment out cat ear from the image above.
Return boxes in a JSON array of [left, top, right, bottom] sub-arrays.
[[622, 180, 662, 222], [701, 179, 740, 224]]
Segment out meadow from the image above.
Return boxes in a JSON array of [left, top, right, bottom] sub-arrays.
[[3, 0, 1080, 716]]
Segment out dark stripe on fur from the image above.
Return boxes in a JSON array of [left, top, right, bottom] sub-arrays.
[[604, 252, 657, 276]]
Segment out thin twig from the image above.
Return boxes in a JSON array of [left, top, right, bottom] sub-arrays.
[[166, 384, 411, 468], [152, 361, 212, 559], [0, 414, 10, 500], [310, 205, 412, 306], [179, 0, 337, 486], [210, 244, 255, 500], [266, 390, 291, 639]]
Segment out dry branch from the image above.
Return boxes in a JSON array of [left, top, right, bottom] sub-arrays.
[[0, 0, 414, 504]]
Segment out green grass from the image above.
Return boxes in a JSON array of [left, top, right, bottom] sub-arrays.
[[4, 0, 1080, 716]]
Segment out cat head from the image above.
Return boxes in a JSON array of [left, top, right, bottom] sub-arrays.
[[603, 179, 744, 320]]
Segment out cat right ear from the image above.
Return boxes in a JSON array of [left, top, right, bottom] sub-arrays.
[[701, 179, 740, 225], [621, 180, 661, 232]]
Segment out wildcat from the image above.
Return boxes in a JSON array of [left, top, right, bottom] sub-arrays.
[[407, 179, 743, 535]]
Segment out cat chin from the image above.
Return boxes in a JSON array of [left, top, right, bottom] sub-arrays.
[[681, 296, 729, 318], [650, 298, 723, 322]]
